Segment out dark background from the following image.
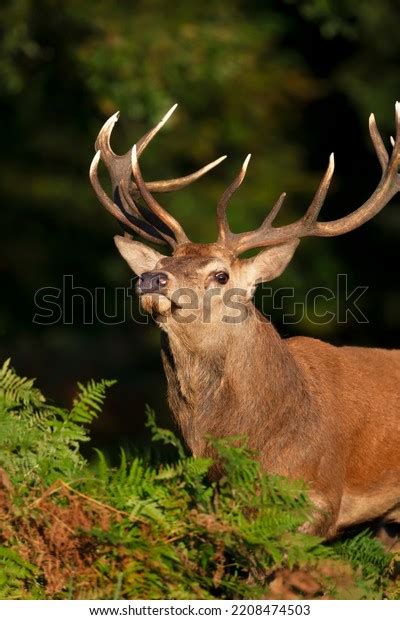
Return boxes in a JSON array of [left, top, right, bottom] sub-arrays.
[[1, 0, 399, 451]]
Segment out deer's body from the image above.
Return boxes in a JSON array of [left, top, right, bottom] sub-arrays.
[[91, 102, 400, 537], [161, 286, 400, 536]]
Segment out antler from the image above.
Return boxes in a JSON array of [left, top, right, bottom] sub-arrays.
[[217, 102, 400, 255], [90, 104, 226, 248]]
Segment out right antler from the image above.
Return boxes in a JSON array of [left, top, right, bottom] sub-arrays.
[[90, 105, 226, 248], [217, 102, 400, 255]]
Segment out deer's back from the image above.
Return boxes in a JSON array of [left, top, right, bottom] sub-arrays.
[[287, 336, 400, 492]]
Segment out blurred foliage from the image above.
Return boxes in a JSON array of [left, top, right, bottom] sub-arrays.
[[0, 361, 397, 599], [0, 0, 399, 443], [292, 0, 400, 121]]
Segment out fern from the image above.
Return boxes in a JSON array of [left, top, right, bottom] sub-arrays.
[[0, 360, 396, 600], [0, 361, 116, 486], [0, 359, 44, 408], [0, 547, 42, 599], [145, 405, 186, 459], [71, 379, 116, 424], [334, 530, 392, 578]]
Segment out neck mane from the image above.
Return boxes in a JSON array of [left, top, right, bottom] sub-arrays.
[[160, 306, 312, 461]]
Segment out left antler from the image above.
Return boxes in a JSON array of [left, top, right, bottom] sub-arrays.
[[217, 103, 400, 255], [90, 104, 226, 248]]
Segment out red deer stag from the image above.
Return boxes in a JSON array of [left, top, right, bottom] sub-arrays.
[[90, 104, 400, 537]]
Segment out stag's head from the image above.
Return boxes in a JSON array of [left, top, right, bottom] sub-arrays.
[[90, 104, 400, 335]]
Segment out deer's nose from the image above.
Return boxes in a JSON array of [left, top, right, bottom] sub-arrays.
[[138, 271, 169, 294]]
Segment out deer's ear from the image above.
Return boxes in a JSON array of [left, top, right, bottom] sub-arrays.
[[240, 240, 299, 286], [114, 236, 166, 275]]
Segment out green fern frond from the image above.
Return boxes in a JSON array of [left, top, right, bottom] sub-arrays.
[[334, 530, 391, 577], [70, 379, 116, 424], [0, 546, 41, 599], [0, 359, 45, 408], [0, 360, 395, 600], [145, 405, 186, 459]]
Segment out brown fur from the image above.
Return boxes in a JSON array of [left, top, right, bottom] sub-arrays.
[[164, 311, 400, 536], [114, 239, 400, 538], [93, 104, 400, 539]]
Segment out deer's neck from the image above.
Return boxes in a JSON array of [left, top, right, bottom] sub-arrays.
[[160, 306, 312, 461]]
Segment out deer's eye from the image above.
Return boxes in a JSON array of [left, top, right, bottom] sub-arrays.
[[214, 271, 229, 285]]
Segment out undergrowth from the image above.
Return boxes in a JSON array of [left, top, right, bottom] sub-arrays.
[[0, 359, 398, 599]]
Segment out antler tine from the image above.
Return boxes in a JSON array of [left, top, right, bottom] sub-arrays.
[[144, 155, 227, 194], [251, 154, 334, 246], [392, 100, 400, 161], [136, 104, 178, 156], [261, 192, 287, 227], [134, 105, 228, 192], [94, 111, 120, 164], [89, 151, 166, 245], [94, 105, 178, 196], [95, 106, 226, 196], [302, 153, 335, 226], [369, 113, 389, 172], [221, 103, 400, 256], [396, 100, 400, 136], [131, 144, 189, 246], [217, 154, 251, 245], [231, 192, 287, 253], [95, 104, 177, 163], [313, 104, 400, 238]]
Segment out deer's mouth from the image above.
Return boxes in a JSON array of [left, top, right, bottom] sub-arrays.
[[139, 292, 182, 317]]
